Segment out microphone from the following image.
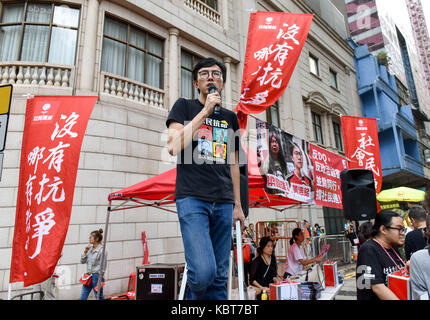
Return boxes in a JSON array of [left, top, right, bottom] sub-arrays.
[[208, 84, 220, 115]]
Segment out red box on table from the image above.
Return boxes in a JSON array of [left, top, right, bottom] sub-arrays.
[[388, 269, 410, 300], [323, 261, 338, 287]]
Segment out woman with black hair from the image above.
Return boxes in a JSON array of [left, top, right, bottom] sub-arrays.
[[249, 237, 282, 299], [409, 214, 430, 300], [284, 228, 323, 278], [262, 133, 288, 181], [356, 210, 406, 300]]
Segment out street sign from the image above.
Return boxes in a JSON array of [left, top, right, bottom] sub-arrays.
[[0, 84, 13, 152]]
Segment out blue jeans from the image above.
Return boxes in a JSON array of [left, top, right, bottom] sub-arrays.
[[79, 273, 104, 300], [176, 197, 233, 300]]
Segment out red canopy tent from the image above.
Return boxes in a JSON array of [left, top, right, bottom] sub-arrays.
[[99, 149, 303, 299], [107, 149, 300, 213]]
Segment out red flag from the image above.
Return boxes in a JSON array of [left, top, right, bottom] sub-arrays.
[[234, 12, 313, 130], [341, 116, 382, 193], [142, 231, 149, 265], [10, 96, 97, 286], [310, 144, 348, 209]]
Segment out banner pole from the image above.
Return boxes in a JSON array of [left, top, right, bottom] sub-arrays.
[[7, 283, 12, 300], [308, 204, 316, 257], [235, 220, 245, 300], [97, 202, 111, 300]]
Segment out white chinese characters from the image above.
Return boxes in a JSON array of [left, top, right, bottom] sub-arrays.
[[24, 113, 79, 259]]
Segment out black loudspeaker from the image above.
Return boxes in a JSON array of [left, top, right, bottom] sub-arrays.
[[135, 264, 184, 300], [340, 169, 377, 221]]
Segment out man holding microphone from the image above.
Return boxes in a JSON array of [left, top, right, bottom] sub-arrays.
[[166, 57, 245, 300]]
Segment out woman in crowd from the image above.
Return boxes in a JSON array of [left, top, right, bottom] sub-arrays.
[[357, 221, 373, 246], [80, 229, 107, 300], [249, 237, 282, 299], [410, 213, 430, 300], [284, 228, 323, 278], [356, 210, 406, 300]]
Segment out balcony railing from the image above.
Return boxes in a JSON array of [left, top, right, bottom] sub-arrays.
[[184, 0, 220, 25], [100, 72, 165, 109], [0, 62, 73, 87]]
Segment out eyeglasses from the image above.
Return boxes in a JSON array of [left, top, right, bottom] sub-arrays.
[[386, 226, 407, 234], [198, 70, 222, 79]]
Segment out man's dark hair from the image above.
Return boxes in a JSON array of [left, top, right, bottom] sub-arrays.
[[358, 221, 373, 245], [408, 206, 427, 222], [192, 57, 227, 83], [371, 210, 401, 237]]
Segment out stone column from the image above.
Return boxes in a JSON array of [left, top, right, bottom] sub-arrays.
[[168, 28, 179, 109], [79, 0, 100, 91], [221, 0, 229, 30], [222, 56, 232, 110]]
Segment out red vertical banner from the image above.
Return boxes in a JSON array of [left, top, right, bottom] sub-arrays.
[[309, 144, 348, 209], [234, 11, 313, 130], [10, 96, 97, 287], [341, 116, 382, 193]]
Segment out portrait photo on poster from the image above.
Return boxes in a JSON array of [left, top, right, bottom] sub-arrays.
[[256, 119, 314, 203]]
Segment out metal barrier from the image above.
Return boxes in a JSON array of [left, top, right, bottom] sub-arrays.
[[255, 220, 300, 261], [313, 234, 352, 265], [11, 290, 44, 300]]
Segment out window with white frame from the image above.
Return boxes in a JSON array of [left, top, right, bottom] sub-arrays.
[[309, 54, 319, 77], [312, 111, 324, 144], [333, 121, 343, 151], [266, 101, 280, 128], [0, 2, 80, 65], [101, 15, 164, 88], [201, 0, 217, 11], [181, 50, 200, 99], [329, 69, 338, 89]]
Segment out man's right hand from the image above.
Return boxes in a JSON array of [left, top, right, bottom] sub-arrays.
[[203, 90, 221, 116]]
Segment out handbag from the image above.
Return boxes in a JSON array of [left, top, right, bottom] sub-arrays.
[[80, 273, 92, 286], [234, 243, 251, 263]]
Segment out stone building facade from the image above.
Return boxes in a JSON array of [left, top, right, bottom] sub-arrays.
[[0, 0, 361, 299]]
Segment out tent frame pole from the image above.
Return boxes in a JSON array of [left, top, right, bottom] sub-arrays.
[[97, 201, 111, 300]]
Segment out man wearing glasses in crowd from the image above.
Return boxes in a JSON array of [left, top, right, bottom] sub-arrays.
[[166, 57, 245, 300], [356, 210, 407, 300]]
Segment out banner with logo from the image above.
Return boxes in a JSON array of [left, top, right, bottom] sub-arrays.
[[256, 119, 314, 203], [234, 11, 313, 130], [341, 116, 382, 193], [309, 144, 348, 209], [10, 96, 97, 286]]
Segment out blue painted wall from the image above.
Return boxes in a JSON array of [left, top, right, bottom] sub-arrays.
[[350, 42, 424, 180]]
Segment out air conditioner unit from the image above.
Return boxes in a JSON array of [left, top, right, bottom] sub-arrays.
[[419, 129, 427, 139]]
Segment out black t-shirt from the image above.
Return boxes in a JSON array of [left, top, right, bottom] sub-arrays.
[[356, 239, 405, 300], [166, 98, 241, 203], [405, 228, 427, 260]]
